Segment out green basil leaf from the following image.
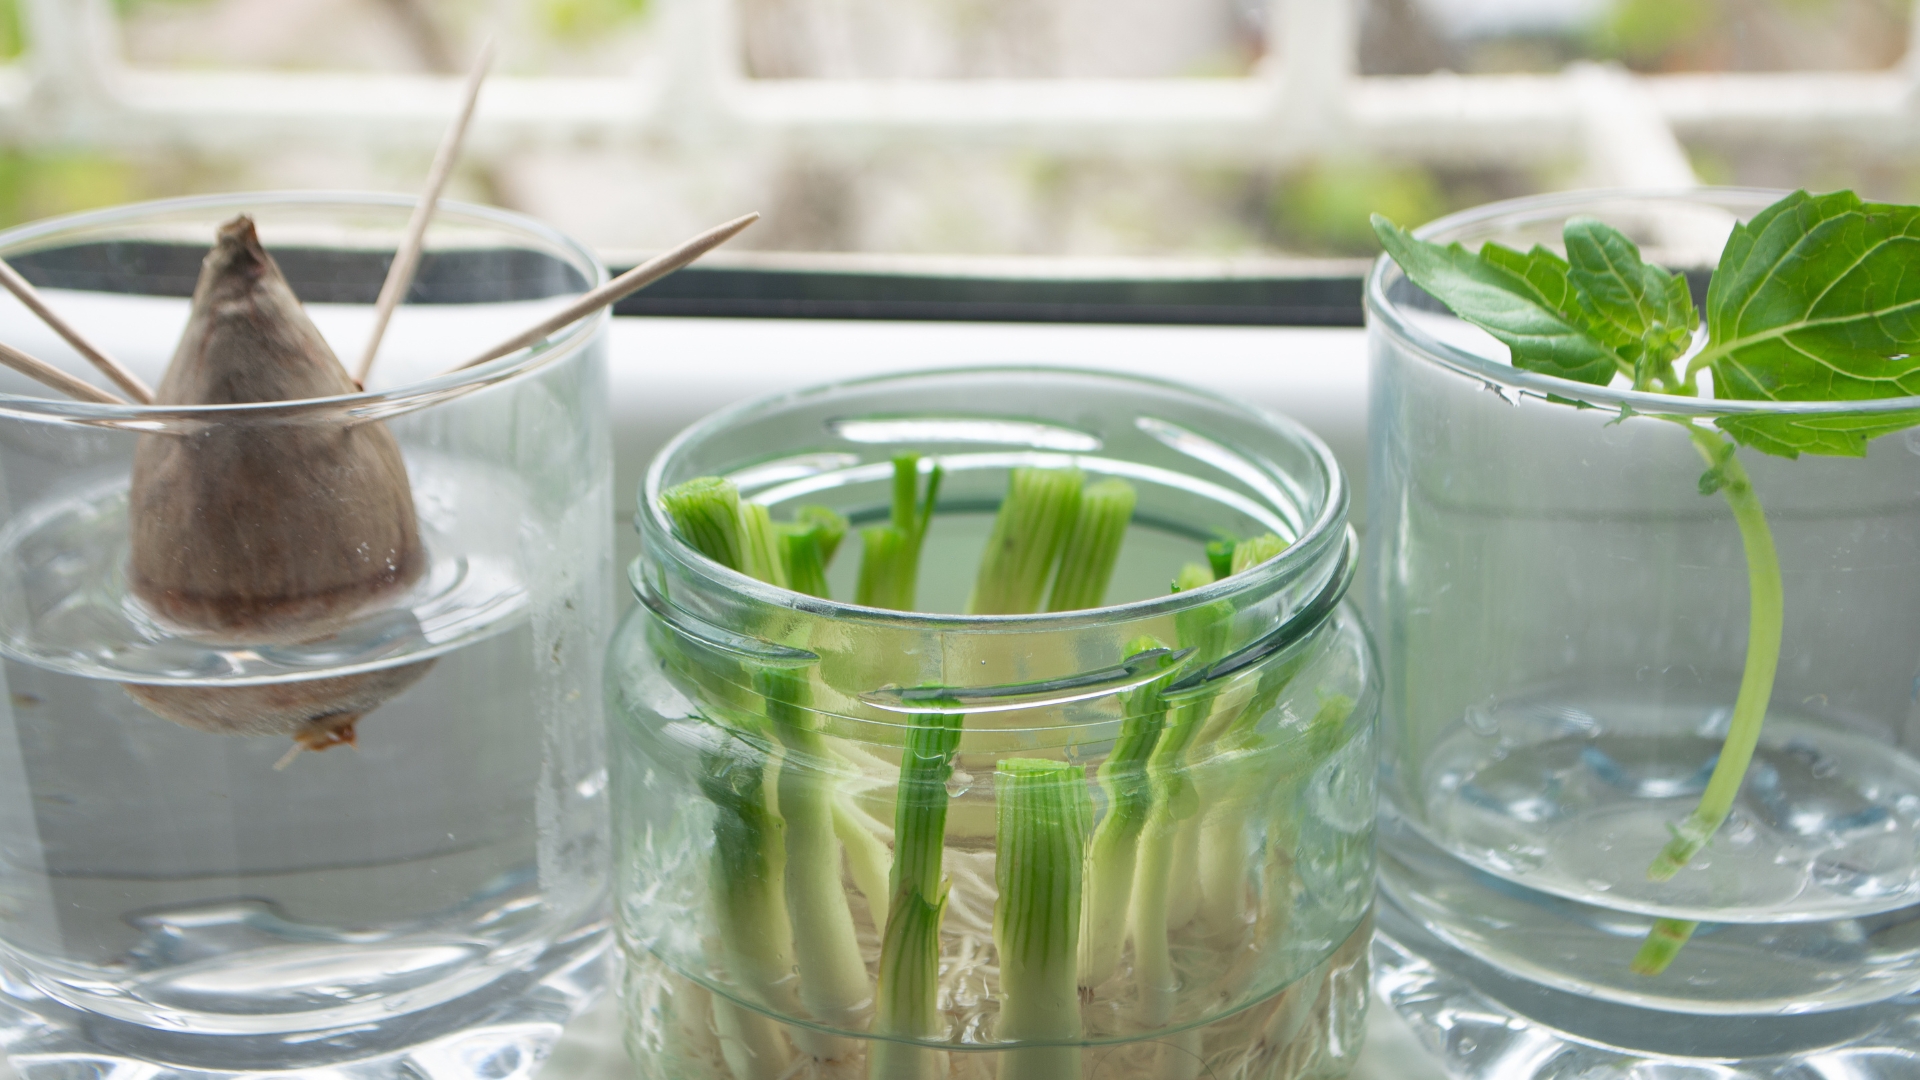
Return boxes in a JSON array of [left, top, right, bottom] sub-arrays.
[[1372, 215, 1622, 386], [1715, 409, 1920, 459], [1564, 216, 1697, 374], [1703, 190, 1920, 455]]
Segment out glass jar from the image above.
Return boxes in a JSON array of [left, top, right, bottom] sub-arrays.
[[608, 367, 1377, 1080], [0, 194, 612, 1079], [1367, 189, 1920, 1075]]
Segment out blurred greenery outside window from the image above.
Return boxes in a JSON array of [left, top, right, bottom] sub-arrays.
[[0, 0, 19, 62], [0, 0, 1914, 258]]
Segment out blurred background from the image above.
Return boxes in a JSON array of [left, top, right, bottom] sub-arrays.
[[3, 0, 1916, 263]]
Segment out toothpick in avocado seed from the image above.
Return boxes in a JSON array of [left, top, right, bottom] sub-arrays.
[[445, 211, 760, 374], [353, 39, 495, 389], [0, 338, 127, 404], [0, 258, 152, 402]]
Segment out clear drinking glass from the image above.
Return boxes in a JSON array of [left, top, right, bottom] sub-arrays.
[[0, 194, 613, 1079], [607, 367, 1378, 1080], [1367, 189, 1920, 1076]]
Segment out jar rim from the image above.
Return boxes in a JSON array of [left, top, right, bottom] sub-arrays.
[[639, 363, 1351, 631], [0, 190, 610, 424], [1364, 185, 1920, 418]]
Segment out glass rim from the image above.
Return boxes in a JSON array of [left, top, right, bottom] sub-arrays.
[[0, 190, 611, 422], [1364, 184, 1920, 418], [639, 363, 1352, 631]]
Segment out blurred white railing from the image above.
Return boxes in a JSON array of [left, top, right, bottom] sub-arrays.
[[12, 0, 1920, 203]]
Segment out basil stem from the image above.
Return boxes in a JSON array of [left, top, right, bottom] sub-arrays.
[[1632, 429, 1783, 975]]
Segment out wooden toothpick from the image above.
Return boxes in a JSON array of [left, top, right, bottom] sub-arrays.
[[0, 258, 152, 403], [0, 339, 127, 404], [353, 39, 495, 388], [445, 212, 760, 375]]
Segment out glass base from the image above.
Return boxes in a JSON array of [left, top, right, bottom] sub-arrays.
[[619, 919, 1373, 1080], [1373, 892, 1920, 1079], [0, 927, 609, 1080]]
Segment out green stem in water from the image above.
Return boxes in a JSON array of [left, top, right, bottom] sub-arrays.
[[1129, 550, 1246, 1016], [784, 506, 848, 600], [664, 478, 847, 598], [698, 733, 811, 1079], [833, 795, 893, 935], [696, 733, 800, 1012], [1046, 478, 1137, 612], [737, 501, 789, 589], [1192, 653, 1331, 939], [1230, 532, 1288, 575], [662, 476, 745, 569], [870, 708, 964, 1080], [758, 666, 872, 1032], [1631, 429, 1784, 976], [858, 455, 943, 611], [967, 467, 1083, 615], [994, 757, 1092, 1080], [856, 525, 922, 611], [1205, 538, 1235, 581], [1130, 694, 1211, 1028], [1079, 637, 1176, 989]]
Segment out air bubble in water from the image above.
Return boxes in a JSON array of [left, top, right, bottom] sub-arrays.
[[946, 769, 975, 798]]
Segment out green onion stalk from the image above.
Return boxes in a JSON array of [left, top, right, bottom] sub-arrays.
[[859, 454, 944, 610], [663, 476, 870, 1062], [1193, 643, 1319, 942], [1128, 694, 1212, 1028], [967, 466, 1084, 615], [1129, 598, 1235, 1032], [1047, 478, 1138, 611], [868, 709, 964, 1080], [994, 758, 1094, 1080], [667, 464, 1175, 1077], [696, 732, 801, 1080], [786, 506, 848, 599], [834, 795, 896, 940], [1079, 637, 1178, 991], [1186, 535, 1304, 940], [759, 666, 873, 1035]]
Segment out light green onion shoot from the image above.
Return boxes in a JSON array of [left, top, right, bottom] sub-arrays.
[[1080, 636, 1176, 990], [858, 454, 943, 610], [784, 506, 848, 599], [696, 735, 801, 1079], [966, 467, 1084, 615], [869, 708, 964, 1080], [757, 666, 871, 1033], [1046, 478, 1137, 612], [662, 476, 745, 570], [994, 757, 1093, 1080]]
